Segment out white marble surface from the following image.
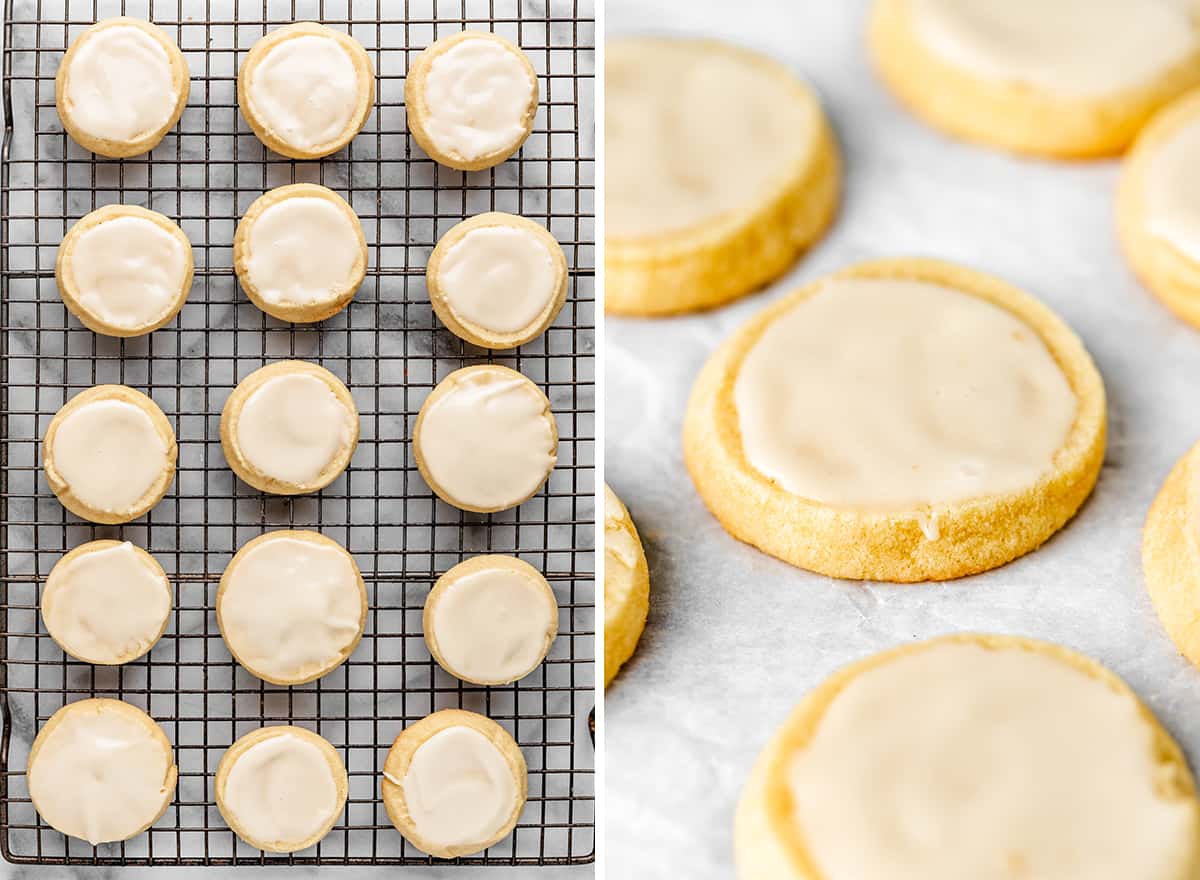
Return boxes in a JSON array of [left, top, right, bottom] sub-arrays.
[[606, 1, 1200, 877]]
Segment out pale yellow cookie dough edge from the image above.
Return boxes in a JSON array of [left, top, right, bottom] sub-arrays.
[[1143, 441, 1200, 668], [603, 485, 649, 687]]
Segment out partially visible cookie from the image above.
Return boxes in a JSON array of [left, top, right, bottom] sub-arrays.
[[1143, 441, 1200, 667], [604, 486, 649, 686]]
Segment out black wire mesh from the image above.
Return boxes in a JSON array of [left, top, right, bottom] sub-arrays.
[[0, 0, 595, 866]]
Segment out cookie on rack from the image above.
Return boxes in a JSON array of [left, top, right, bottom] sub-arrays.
[[425, 212, 567, 349], [220, 360, 359, 496], [604, 485, 649, 686], [55, 17, 190, 158], [413, 365, 557, 513], [233, 183, 367, 323], [56, 204, 193, 337], [605, 37, 839, 315], [1143, 440, 1200, 667], [381, 709, 527, 858], [405, 31, 539, 172], [735, 634, 1200, 879], [215, 725, 348, 853], [43, 384, 177, 525], [237, 22, 374, 160], [43, 540, 172, 665], [683, 258, 1106, 582], [1117, 88, 1200, 329], [28, 698, 178, 845], [868, 0, 1200, 158], [423, 555, 558, 686], [217, 530, 366, 686]]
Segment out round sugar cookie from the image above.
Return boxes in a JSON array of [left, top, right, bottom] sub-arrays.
[[426, 212, 567, 349], [381, 709, 527, 859], [1143, 441, 1200, 668], [237, 22, 373, 160], [43, 384, 177, 525], [604, 485, 649, 686], [605, 37, 839, 316], [405, 31, 538, 171], [683, 258, 1106, 582], [28, 699, 178, 845], [56, 204, 193, 337], [735, 634, 1200, 879], [215, 725, 348, 853], [55, 17, 190, 158], [868, 0, 1200, 158]]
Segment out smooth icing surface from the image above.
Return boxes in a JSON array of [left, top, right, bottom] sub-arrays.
[[437, 225, 557, 333], [419, 368, 556, 510], [220, 535, 362, 682], [247, 34, 360, 150], [68, 215, 188, 330], [431, 565, 555, 682], [235, 374, 354, 485], [63, 23, 176, 143], [1143, 116, 1200, 262], [400, 726, 518, 848], [28, 704, 173, 844], [51, 399, 169, 514], [245, 196, 362, 306], [606, 38, 817, 238], [421, 37, 535, 161], [734, 279, 1076, 508], [787, 642, 1199, 879], [223, 733, 339, 845], [910, 0, 1199, 97], [43, 542, 170, 664]]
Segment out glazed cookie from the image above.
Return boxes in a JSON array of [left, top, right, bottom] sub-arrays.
[[381, 709, 527, 858], [405, 31, 538, 171], [220, 361, 359, 495], [44, 385, 177, 525], [684, 258, 1106, 582], [43, 540, 171, 665], [735, 634, 1200, 879], [28, 699, 178, 845], [413, 365, 557, 513], [606, 37, 839, 315], [215, 726, 348, 853], [869, 0, 1200, 158], [426, 212, 567, 349], [237, 22, 373, 159], [1118, 89, 1200, 329], [56, 204, 193, 337], [233, 184, 367, 323], [56, 17, 190, 158], [1144, 441, 1200, 667], [218, 531, 366, 686], [424, 555, 558, 686], [604, 485, 649, 686]]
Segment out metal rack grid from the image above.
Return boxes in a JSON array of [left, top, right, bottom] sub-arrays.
[[0, 0, 595, 867]]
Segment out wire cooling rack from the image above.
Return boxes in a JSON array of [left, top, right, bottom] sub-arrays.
[[0, 0, 595, 867]]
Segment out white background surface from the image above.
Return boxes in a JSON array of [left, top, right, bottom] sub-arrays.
[[605, 1, 1200, 877]]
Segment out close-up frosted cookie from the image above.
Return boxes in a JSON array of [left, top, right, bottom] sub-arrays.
[[217, 530, 366, 686], [233, 183, 367, 323], [413, 365, 557, 513], [237, 22, 373, 160], [606, 37, 839, 315], [215, 725, 348, 853], [43, 540, 171, 665], [43, 385, 177, 525], [604, 485, 649, 686], [1144, 440, 1200, 667], [220, 360, 359, 495], [28, 698, 178, 845], [426, 212, 567, 349], [869, 0, 1200, 158], [56, 204, 193, 337], [1118, 89, 1200, 329], [381, 709, 527, 858], [405, 31, 538, 172], [55, 17, 190, 158], [735, 634, 1200, 879], [684, 258, 1106, 582], [424, 555, 558, 686]]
